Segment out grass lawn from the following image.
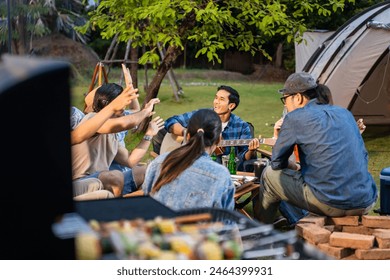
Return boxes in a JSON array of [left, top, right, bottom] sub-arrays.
[[71, 68, 390, 215]]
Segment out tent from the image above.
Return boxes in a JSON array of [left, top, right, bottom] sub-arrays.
[[300, 1, 390, 125], [295, 30, 334, 73]]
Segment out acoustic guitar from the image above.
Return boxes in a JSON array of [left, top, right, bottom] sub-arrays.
[[160, 132, 275, 155], [215, 137, 275, 155]]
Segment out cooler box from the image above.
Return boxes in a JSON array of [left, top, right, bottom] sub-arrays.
[[380, 167, 390, 215]]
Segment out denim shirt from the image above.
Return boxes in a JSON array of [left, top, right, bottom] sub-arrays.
[[116, 110, 133, 146], [70, 106, 84, 129], [271, 99, 377, 209], [165, 109, 253, 168], [142, 152, 235, 211]]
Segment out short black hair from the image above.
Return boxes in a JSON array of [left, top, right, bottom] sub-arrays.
[[217, 85, 240, 111]]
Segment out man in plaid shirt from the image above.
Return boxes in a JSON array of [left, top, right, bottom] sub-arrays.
[[158, 85, 260, 171]]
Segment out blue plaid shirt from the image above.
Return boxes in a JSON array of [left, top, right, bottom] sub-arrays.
[[165, 109, 254, 169]]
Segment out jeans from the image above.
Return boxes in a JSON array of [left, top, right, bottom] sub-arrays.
[[122, 169, 138, 195], [109, 161, 138, 195], [110, 160, 131, 173], [279, 201, 309, 225]]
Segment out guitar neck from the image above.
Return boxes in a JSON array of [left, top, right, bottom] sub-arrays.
[[218, 137, 275, 147]]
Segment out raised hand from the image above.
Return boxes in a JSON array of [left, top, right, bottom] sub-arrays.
[[273, 117, 284, 139], [143, 98, 161, 117], [146, 116, 165, 136], [121, 64, 141, 112], [110, 87, 139, 113], [357, 118, 366, 135]]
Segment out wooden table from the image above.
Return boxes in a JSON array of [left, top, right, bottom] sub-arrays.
[[234, 171, 260, 219]]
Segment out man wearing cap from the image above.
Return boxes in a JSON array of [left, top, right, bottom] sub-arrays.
[[254, 72, 378, 223]]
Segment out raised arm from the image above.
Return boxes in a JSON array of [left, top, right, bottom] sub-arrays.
[[71, 86, 137, 145], [96, 98, 161, 134], [122, 63, 141, 112], [114, 116, 165, 167]]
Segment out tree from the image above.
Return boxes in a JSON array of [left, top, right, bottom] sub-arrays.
[[0, 0, 90, 55], [81, 0, 355, 107]]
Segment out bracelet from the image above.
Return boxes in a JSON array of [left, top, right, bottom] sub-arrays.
[[143, 135, 152, 141]]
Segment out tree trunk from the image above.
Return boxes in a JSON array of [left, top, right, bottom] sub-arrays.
[[137, 11, 196, 132], [145, 45, 183, 102], [130, 46, 138, 89], [13, 0, 29, 54], [275, 43, 283, 68], [105, 33, 118, 61], [137, 45, 183, 132]]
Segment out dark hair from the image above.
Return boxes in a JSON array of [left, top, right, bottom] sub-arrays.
[[151, 109, 222, 194], [217, 85, 240, 111], [92, 83, 123, 112], [301, 84, 333, 105], [300, 86, 318, 100], [316, 84, 333, 105]]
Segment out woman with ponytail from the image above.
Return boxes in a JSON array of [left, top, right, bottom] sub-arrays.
[[142, 109, 235, 211]]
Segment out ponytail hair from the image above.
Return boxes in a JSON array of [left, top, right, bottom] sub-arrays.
[[316, 84, 333, 105], [151, 109, 222, 194], [301, 83, 333, 105]]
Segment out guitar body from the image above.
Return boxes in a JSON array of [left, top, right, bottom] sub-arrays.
[[160, 133, 184, 154], [214, 146, 225, 156]]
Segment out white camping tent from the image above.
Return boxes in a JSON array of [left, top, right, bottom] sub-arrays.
[[295, 30, 334, 72], [300, 1, 390, 125]]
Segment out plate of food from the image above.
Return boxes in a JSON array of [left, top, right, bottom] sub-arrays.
[[230, 175, 257, 187]]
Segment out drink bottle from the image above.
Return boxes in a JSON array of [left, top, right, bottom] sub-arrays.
[[228, 147, 237, 175]]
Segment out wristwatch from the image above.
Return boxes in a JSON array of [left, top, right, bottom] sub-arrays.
[[143, 135, 153, 141]]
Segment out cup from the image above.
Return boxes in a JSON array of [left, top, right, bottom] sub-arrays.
[[222, 155, 229, 168], [253, 158, 269, 183]]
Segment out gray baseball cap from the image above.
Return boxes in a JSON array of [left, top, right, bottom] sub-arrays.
[[278, 72, 317, 94]]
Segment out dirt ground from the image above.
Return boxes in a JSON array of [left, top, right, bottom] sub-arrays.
[[32, 33, 100, 72], [32, 34, 291, 82]]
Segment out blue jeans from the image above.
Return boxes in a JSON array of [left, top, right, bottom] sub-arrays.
[[109, 160, 131, 173], [122, 169, 138, 195], [109, 161, 137, 195], [279, 201, 309, 225]]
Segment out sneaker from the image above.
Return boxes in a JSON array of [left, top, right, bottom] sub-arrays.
[[273, 216, 288, 229]]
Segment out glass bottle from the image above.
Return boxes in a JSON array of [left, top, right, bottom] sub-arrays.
[[228, 147, 237, 175], [211, 152, 217, 161]]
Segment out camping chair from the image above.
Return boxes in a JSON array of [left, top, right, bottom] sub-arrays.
[[84, 62, 109, 113]]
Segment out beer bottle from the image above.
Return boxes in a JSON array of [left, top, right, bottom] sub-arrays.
[[211, 152, 217, 161], [228, 147, 237, 175]]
